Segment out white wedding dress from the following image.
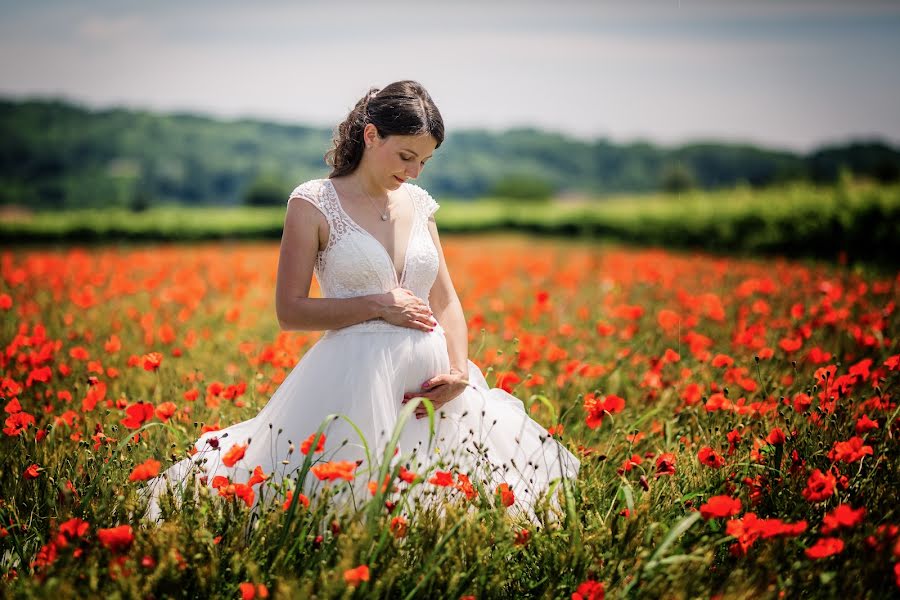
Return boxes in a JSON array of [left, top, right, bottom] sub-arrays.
[[139, 178, 580, 525]]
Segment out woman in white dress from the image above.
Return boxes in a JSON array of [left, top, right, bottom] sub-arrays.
[[139, 80, 579, 526]]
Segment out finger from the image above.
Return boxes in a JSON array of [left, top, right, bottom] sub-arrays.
[[409, 315, 436, 331], [423, 376, 447, 389], [403, 315, 432, 331]]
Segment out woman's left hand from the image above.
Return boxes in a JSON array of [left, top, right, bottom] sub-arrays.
[[402, 367, 469, 419]]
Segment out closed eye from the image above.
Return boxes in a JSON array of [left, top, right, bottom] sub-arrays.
[[401, 153, 426, 166]]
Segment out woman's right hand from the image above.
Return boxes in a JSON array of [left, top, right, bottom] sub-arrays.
[[375, 288, 437, 331]]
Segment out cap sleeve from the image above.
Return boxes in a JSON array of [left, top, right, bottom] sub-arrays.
[[287, 180, 328, 220], [423, 190, 440, 218], [407, 183, 440, 219]]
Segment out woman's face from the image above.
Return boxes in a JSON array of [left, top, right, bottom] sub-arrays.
[[362, 124, 437, 189]]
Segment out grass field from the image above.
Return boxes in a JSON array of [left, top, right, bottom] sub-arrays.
[[1, 236, 899, 598], [2, 178, 898, 265]]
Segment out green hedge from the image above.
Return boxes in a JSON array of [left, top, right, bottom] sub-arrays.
[[3, 181, 898, 264]]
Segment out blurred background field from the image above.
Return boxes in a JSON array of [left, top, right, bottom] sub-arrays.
[[4, 176, 898, 265]]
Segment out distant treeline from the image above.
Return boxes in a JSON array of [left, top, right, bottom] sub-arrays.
[[2, 98, 899, 210]]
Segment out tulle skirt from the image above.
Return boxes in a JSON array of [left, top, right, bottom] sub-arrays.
[[138, 322, 580, 525]]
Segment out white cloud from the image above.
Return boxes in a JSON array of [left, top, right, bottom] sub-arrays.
[[0, 0, 898, 150]]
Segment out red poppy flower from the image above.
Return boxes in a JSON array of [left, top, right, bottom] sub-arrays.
[[128, 458, 161, 482], [141, 352, 163, 371], [300, 433, 326, 455], [697, 446, 725, 468], [97, 524, 134, 553], [654, 453, 676, 478], [802, 469, 836, 503], [390, 516, 408, 538], [310, 461, 357, 482], [428, 470, 454, 487], [827, 437, 873, 463], [222, 443, 248, 467], [343, 565, 370, 586], [4, 412, 36, 436], [572, 579, 605, 600], [247, 466, 269, 487], [700, 495, 742, 520], [583, 393, 626, 429], [804, 536, 844, 559], [120, 402, 154, 429], [766, 427, 786, 445], [821, 504, 866, 534], [496, 483, 515, 507], [282, 490, 309, 511]]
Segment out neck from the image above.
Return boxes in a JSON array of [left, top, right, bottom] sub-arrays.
[[351, 166, 388, 200]]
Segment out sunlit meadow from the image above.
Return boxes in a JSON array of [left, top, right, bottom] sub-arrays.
[[1, 235, 899, 598]]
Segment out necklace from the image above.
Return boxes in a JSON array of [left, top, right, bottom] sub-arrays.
[[358, 181, 391, 221]]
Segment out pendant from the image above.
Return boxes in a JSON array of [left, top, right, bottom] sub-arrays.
[[381, 214, 389, 221]]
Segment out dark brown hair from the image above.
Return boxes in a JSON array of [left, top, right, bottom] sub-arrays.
[[325, 80, 445, 178]]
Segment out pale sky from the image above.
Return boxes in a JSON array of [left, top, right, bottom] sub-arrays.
[[1, 0, 899, 151]]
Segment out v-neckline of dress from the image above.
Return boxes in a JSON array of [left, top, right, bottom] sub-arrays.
[[326, 178, 414, 287]]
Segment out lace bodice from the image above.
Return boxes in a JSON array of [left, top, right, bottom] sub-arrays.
[[287, 178, 441, 333]]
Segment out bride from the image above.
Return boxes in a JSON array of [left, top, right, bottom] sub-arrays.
[[139, 80, 580, 525]]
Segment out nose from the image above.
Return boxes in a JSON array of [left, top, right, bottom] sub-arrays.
[[406, 165, 421, 180]]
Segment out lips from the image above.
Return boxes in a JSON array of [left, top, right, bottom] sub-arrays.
[[394, 176, 405, 183]]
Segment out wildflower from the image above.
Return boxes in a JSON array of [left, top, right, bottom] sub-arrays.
[[390, 516, 408, 538], [804, 537, 844, 559], [128, 459, 161, 482], [583, 393, 625, 429], [711, 354, 734, 368], [821, 504, 866, 534], [4, 411, 35, 437], [141, 352, 163, 371], [120, 402, 154, 429], [283, 490, 309, 511], [766, 427, 786, 445], [572, 579, 605, 600], [514, 528, 531, 545], [802, 469, 835, 503], [827, 437, 873, 464], [428, 470, 454, 486], [23, 464, 41, 479], [247, 465, 269, 487], [343, 565, 370, 586], [154, 402, 177, 422], [496, 483, 515, 507], [398, 466, 417, 483], [222, 443, 248, 467], [310, 461, 357, 481], [239, 582, 269, 599], [617, 454, 643, 474], [855, 415, 879, 435], [697, 447, 725, 468], [654, 453, 676, 478], [59, 518, 90, 540], [300, 433, 326, 455], [455, 473, 477, 500], [97, 525, 134, 553], [700, 495, 742, 520]]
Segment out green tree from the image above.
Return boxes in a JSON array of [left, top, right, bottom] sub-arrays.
[[660, 161, 696, 194], [244, 174, 289, 207], [488, 174, 553, 202]]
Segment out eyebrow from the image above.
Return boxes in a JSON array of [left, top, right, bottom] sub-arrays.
[[402, 148, 433, 159]]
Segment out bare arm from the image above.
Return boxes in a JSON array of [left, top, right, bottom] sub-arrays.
[[426, 217, 468, 372], [275, 197, 435, 332]]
